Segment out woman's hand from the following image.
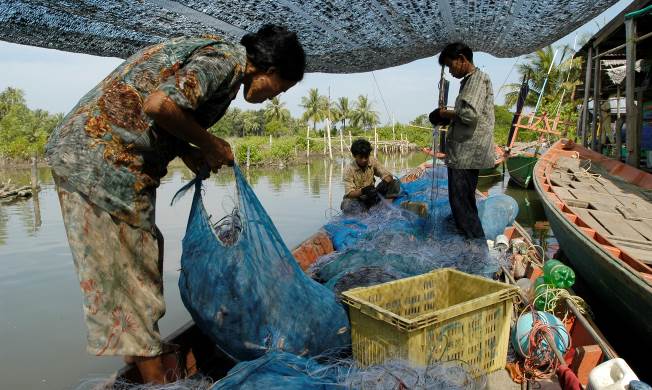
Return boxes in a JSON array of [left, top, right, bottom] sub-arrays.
[[180, 146, 205, 175], [200, 136, 234, 173]]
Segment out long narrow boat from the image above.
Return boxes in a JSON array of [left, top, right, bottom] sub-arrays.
[[533, 139, 652, 365], [114, 168, 616, 387]]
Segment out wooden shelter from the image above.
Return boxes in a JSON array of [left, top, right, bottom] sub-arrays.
[[575, 0, 652, 168]]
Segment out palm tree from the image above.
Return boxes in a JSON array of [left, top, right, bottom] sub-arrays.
[[300, 88, 327, 133], [504, 45, 582, 111], [264, 97, 290, 123], [351, 95, 379, 132], [0, 87, 26, 119], [335, 97, 351, 134], [242, 111, 261, 136]]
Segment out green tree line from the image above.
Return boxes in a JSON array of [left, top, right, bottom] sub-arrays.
[[0, 87, 63, 161], [3, 42, 586, 165]]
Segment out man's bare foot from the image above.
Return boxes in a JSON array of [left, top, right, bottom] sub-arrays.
[[127, 353, 182, 384]]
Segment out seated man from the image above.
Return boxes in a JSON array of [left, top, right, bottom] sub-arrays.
[[341, 139, 400, 214]]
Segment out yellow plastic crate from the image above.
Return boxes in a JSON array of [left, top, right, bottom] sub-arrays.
[[341, 268, 518, 376]]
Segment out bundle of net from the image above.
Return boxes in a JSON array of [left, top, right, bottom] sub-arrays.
[[312, 168, 507, 295], [210, 349, 487, 389]]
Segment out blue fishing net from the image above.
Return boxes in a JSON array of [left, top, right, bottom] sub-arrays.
[[211, 350, 483, 389], [311, 167, 517, 291], [177, 165, 350, 361]]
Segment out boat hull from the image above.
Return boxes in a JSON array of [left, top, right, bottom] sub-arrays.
[[533, 142, 652, 375], [507, 155, 536, 189]]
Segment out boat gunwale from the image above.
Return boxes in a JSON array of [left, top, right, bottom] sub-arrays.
[[533, 140, 652, 287]]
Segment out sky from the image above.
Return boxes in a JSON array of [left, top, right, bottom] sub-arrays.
[[0, 0, 632, 125]]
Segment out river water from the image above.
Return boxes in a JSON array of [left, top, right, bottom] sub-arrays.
[[0, 154, 551, 389]]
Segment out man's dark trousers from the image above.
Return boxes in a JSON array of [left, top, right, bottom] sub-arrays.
[[447, 167, 486, 239]]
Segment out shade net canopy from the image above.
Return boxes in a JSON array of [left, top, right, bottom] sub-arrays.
[[1, 0, 618, 73]]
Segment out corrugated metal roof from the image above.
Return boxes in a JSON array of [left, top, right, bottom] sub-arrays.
[[0, 0, 620, 73]]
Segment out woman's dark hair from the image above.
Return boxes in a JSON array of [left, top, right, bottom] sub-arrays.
[[351, 139, 372, 156], [438, 42, 473, 65], [240, 24, 306, 82]]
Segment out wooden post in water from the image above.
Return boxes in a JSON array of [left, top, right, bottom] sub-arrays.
[[30, 154, 41, 229], [323, 131, 327, 155], [615, 86, 623, 161], [246, 146, 251, 168], [326, 87, 333, 159], [625, 18, 638, 167], [326, 119, 333, 160], [373, 126, 378, 158], [306, 125, 311, 159], [339, 130, 344, 155], [328, 161, 333, 211], [30, 155, 38, 192], [591, 49, 601, 151], [581, 46, 593, 147]]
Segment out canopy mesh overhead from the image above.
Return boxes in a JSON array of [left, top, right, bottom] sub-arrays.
[[1, 0, 618, 73]]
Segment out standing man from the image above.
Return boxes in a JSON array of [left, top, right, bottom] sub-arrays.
[[429, 42, 495, 239], [46, 25, 305, 383]]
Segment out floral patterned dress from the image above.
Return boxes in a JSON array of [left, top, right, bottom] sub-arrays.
[[46, 36, 246, 356]]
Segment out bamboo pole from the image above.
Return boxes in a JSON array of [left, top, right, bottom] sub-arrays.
[[326, 88, 333, 159], [306, 125, 310, 159], [31, 155, 41, 229], [373, 126, 378, 158], [339, 130, 344, 155], [246, 146, 251, 168], [326, 119, 333, 160], [348, 131, 352, 147], [328, 161, 333, 210]]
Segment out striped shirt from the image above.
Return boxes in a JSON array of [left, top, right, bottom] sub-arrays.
[[446, 68, 496, 169]]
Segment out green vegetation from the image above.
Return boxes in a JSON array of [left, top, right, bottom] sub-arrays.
[[5, 51, 585, 167], [502, 43, 584, 141], [0, 87, 62, 162]]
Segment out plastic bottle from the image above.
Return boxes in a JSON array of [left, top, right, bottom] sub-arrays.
[[587, 358, 639, 390], [534, 277, 554, 311], [543, 259, 576, 289]]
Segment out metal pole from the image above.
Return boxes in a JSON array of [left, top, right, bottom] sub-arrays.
[[581, 47, 593, 147], [591, 48, 600, 151], [626, 18, 638, 167]]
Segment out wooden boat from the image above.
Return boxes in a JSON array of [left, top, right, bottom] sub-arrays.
[[479, 144, 507, 177], [114, 166, 616, 387], [506, 153, 537, 189], [506, 112, 571, 189], [533, 139, 652, 368]]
